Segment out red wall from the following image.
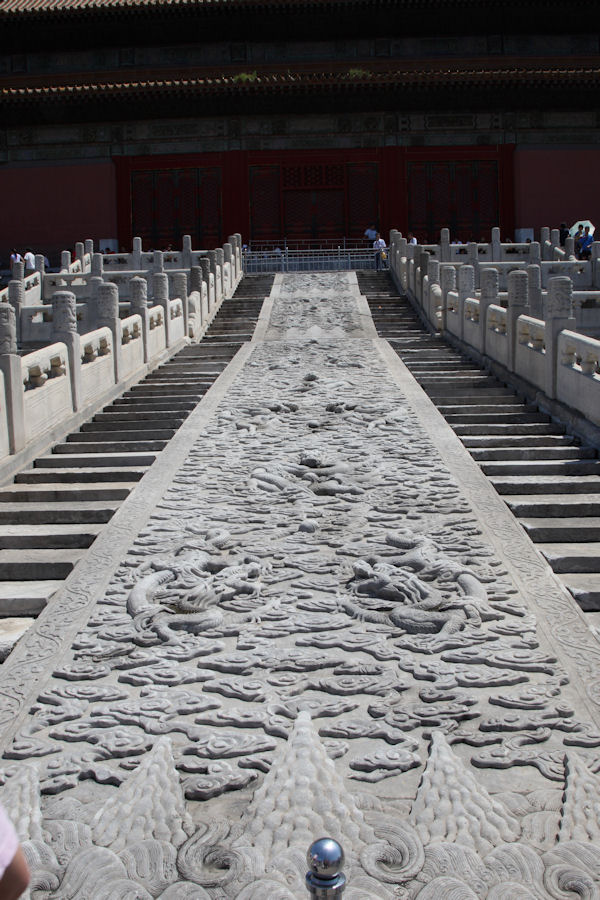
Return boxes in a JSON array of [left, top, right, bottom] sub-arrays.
[[514, 147, 600, 235], [0, 161, 117, 267]]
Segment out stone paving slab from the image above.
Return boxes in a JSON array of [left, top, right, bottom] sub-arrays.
[[1, 272, 600, 898]]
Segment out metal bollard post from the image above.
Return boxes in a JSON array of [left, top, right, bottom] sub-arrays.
[[306, 837, 346, 899]]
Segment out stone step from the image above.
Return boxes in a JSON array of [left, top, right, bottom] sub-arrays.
[[438, 404, 532, 415], [93, 411, 187, 423], [0, 502, 119, 524], [0, 523, 104, 549], [34, 453, 156, 468], [519, 517, 600, 542], [504, 494, 600, 516], [68, 429, 174, 442], [15, 467, 148, 484], [427, 389, 517, 400], [109, 401, 196, 411], [470, 447, 593, 461], [537, 543, 600, 574], [559, 574, 600, 611], [454, 423, 565, 436], [482, 460, 600, 477], [54, 440, 168, 453], [0, 580, 61, 616], [446, 413, 548, 425], [81, 420, 180, 433], [0, 483, 134, 502], [492, 476, 600, 494], [0, 549, 85, 580], [462, 435, 576, 448], [127, 385, 206, 396]]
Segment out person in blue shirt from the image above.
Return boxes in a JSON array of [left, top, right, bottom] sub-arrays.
[[579, 226, 594, 259]]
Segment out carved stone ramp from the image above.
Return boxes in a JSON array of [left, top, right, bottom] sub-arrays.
[[0, 275, 272, 660], [359, 271, 600, 622], [1, 271, 600, 897]]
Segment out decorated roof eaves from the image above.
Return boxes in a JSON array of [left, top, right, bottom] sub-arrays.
[[0, 0, 562, 15]]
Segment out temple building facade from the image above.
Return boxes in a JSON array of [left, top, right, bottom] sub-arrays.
[[1, 0, 599, 257]]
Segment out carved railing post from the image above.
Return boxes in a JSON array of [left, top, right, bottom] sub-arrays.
[[182, 234, 192, 270], [457, 264, 475, 342], [306, 838, 346, 899], [8, 277, 24, 345], [61, 250, 71, 272], [131, 276, 150, 363], [527, 264, 543, 319], [480, 267, 499, 356], [216, 247, 225, 299], [132, 236, 143, 271], [52, 290, 82, 412], [545, 275, 576, 400], [491, 226, 501, 262], [0, 304, 25, 453], [173, 271, 189, 338], [152, 272, 171, 349], [440, 227, 450, 262], [200, 257, 213, 312], [91, 252, 104, 278], [506, 269, 529, 372], [96, 282, 121, 383], [223, 243, 233, 296], [440, 264, 456, 334], [427, 258, 440, 327]]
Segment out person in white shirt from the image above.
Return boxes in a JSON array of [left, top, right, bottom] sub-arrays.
[[9, 249, 22, 275], [372, 232, 387, 270], [23, 248, 35, 273], [407, 232, 417, 245]]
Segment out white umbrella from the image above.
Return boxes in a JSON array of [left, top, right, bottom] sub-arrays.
[[569, 220, 595, 237]]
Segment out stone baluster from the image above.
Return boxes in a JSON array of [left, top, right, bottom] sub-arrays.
[[227, 234, 239, 281], [528, 241, 541, 265], [506, 269, 529, 372], [132, 237, 143, 271], [480, 267, 499, 356], [564, 236, 575, 259], [173, 271, 189, 338], [491, 227, 502, 262], [84, 238, 94, 257], [75, 242, 85, 266], [182, 234, 192, 270], [153, 250, 165, 273], [34, 254, 45, 275], [223, 243, 233, 294], [540, 226, 551, 260], [216, 247, 225, 299], [440, 228, 450, 262], [12, 260, 24, 282], [440, 264, 456, 334], [427, 258, 440, 326], [61, 250, 71, 272], [52, 290, 82, 412], [544, 275, 575, 399], [550, 229, 560, 256], [526, 265, 543, 319], [8, 277, 25, 345], [417, 250, 429, 306], [91, 253, 104, 277], [457, 264, 475, 342], [152, 271, 171, 348], [96, 282, 121, 382], [467, 242, 479, 287], [207, 252, 218, 308], [0, 304, 25, 453], [130, 276, 150, 363], [199, 258, 212, 314]]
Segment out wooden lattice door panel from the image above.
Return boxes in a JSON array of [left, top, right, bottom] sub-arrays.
[[130, 167, 222, 249], [407, 159, 500, 243], [347, 163, 380, 239], [249, 166, 281, 242]]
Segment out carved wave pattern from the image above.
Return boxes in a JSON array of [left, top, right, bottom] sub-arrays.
[[1, 273, 599, 894]]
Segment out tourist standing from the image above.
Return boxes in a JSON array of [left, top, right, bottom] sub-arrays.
[[23, 248, 35, 274], [9, 249, 22, 275], [372, 232, 387, 270], [364, 224, 377, 245]]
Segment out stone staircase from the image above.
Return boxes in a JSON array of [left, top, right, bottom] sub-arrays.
[[357, 271, 600, 623], [0, 275, 273, 659]]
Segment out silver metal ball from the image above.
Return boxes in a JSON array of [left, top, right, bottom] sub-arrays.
[[307, 837, 344, 878]]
